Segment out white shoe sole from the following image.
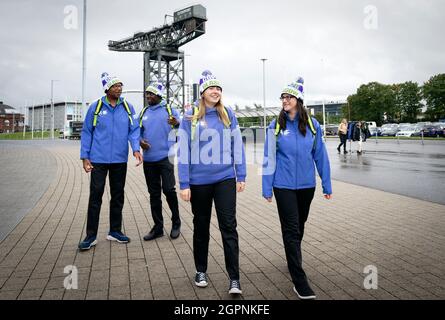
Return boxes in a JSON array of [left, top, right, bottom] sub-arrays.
[[195, 281, 208, 288], [106, 235, 129, 243], [229, 288, 242, 294], [79, 239, 97, 250], [293, 286, 316, 300]]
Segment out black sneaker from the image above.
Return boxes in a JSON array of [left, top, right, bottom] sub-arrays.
[[195, 272, 208, 288], [78, 235, 97, 251], [228, 280, 242, 295], [143, 228, 164, 241], [337, 147, 340, 154], [170, 223, 181, 239], [293, 281, 316, 300]]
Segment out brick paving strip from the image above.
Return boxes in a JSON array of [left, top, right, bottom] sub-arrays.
[[0, 142, 444, 300]]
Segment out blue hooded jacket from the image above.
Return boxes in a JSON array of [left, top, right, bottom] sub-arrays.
[[140, 100, 181, 162], [262, 114, 332, 198], [177, 106, 246, 189], [80, 96, 140, 163]]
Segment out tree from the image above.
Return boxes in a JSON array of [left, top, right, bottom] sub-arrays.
[[346, 82, 396, 126], [314, 113, 323, 124], [396, 81, 422, 123], [422, 74, 445, 121]]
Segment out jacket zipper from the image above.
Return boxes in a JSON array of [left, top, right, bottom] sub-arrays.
[[110, 105, 114, 163]]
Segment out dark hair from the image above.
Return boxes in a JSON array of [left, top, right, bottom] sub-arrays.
[[278, 98, 308, 136]]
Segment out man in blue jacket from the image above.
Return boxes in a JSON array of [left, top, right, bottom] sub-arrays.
[[79, 72, 142, 250], [140, 82, 181, 241]]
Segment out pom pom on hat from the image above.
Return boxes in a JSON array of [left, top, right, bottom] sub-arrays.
[[281, 77, 305, 101], [199, 70, 222, 94], [101, 72, 123, 92]]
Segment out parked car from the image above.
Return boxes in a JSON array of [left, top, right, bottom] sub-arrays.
[[422, 124, 444, 137], [325, 124, 339, 136], [411, 124, 428, 137], [369, 126, 381, 136], [380, 123, 399, 136], [396, 124, 416, 137]]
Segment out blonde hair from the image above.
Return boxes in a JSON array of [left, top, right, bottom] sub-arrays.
[[191, 97, 230, 127]]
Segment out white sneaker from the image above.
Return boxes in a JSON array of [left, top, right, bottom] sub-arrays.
[[293, 285, 316, 300], [229, 280, 242, 294], [195, 272, 208, 287]]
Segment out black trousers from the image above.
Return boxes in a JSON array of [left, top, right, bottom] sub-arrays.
[[338, 133, 347, 151], [143, 158, 180, 231], [273, 187, 315, 286], [190, 178, 239, 280], [86, 163, 127, 237]]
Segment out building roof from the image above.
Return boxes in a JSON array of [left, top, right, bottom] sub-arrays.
[[0, 102, 18, 115]]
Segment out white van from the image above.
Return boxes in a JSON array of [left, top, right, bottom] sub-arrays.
[[365, 121, 377, 129]]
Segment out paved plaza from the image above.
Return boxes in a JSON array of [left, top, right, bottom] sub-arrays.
[[0, 140, 444, 300]]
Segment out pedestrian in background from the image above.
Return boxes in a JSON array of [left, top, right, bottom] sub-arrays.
[[337, 118, 348, 154]]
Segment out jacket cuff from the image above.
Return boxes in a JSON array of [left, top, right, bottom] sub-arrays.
[[322, 185, 332, 195], [180, 182, 190, 190], [262, 191, 273, 199], [80, 152, 90, 159]]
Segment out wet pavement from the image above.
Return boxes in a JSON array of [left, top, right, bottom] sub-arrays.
[[325, 138, 445, 205], [0, 141, 57, 241]]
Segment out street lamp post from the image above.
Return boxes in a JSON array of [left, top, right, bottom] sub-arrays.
[[51, 80, 59, 139], [31, 101, 34, 139], [81, 0, 87, 120], [321, 58, 326, 141], [261, 58, 267, 138], [41, 102, 44, 139]]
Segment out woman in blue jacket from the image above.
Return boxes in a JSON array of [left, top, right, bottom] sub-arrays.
[[178, 70, 246, 295], [262, 77, 332, 299]]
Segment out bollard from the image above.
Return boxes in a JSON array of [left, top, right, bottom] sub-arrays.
[[421, 130, 424, 145]]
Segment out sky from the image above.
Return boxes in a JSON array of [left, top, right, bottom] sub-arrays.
[[0, 0, 444, 113]]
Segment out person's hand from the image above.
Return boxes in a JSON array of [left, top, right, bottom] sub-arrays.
[[134, 151, 143, 167], [140, 139, 151, 150], [168, 117, 179, 127], [265, 197, 272, 203], [324, 194, 332, 200], [180, 189, 191, 201], [82, 159, 94, 173], [236, 182, 245, 193]]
